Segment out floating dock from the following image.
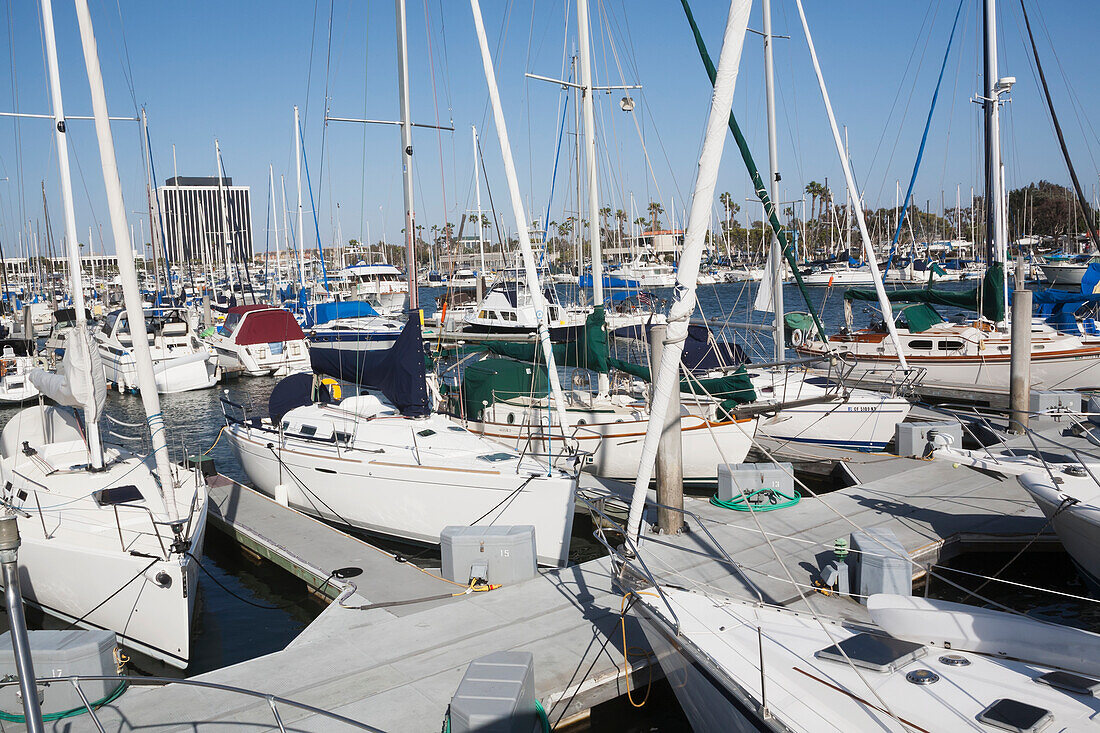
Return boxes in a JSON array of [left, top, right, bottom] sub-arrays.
[[79, 415, 1083, 731]]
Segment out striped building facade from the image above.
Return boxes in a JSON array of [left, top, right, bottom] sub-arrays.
[[157, 176, 253, 264]]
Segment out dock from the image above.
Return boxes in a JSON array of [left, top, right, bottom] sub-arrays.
[[75, 415, 1084, 731]]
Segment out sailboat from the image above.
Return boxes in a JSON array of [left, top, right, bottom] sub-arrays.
[[0, 0, 207, 668], [793, 0, 1100, 398], [621, 3, 1100, 730], [224, 0, 578, 568], [452, 0, 761, 484]]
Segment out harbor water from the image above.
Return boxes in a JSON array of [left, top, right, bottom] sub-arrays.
[[0, 279, 1095, 730]]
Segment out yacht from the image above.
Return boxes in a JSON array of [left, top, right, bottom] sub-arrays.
[[305, 300, 405, 355], [97, 307, 219, 393], [614, 254, 677, 287], [464, 266, 587, 340], [341, 262, 410, 316], [0, 338, 46, 404], [205, 305, 310, 377], [796, 304, 1100, 394]]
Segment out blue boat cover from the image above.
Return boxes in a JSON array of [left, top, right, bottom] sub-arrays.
[[304, 300, 379, 327], [310, 317, 430, 418], [269, 372, 333, 424], [579, 273, 640, 289], [610, 322, 748, 374]]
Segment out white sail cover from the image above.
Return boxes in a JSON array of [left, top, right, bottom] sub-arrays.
[[28, 330, 106, 423]]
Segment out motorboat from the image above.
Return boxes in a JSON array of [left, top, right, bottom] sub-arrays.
[[97, 307, 219, 393], [304, 300, 405, 355], [205, 304, 310, 377], [341, 262, 409, 316], [463, 266, 587, 340], [0, 338, 46, 404]]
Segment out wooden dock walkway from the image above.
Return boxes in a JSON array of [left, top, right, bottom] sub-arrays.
[[77, 416, 1084, 731]]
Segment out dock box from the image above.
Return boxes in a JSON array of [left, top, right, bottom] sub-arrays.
[[850, 528, 911, 602], [0, 630, 118, 716], [441, 525, 538, 586], [449, 651, 538, 733], [895, 420, 963, 458], [1030, 390, 1080, 415], [717, 462, 794, 503]]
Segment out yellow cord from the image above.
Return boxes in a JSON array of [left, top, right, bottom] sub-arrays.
[[202, 425, 227, 456], [620, 593, 656, 708]]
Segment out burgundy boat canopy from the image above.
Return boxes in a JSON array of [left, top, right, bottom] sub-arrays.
[[232, 308, 305, 346]]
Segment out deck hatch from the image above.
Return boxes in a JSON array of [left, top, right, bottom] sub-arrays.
[[94, 485, 144, 506], [814, 633, 925, 673], [976, 699, 1054, 733]]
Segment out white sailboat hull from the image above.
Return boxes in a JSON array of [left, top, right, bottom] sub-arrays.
[[465, 403, 757, 486], [749, 372, 910, 451], [211, 339, 311, 377], [1018, 470, 1100, 587], [225, 418, 577, 566]]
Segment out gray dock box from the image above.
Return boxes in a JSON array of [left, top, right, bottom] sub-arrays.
[[717, 462, 793, 503], [450, 651, 538, 733], [1030, 390, 1080, 415], [850, 528, 911, 602], [0, 630, 118, 715], [895, 420, 963, 457], [441, 525, 538, 585]]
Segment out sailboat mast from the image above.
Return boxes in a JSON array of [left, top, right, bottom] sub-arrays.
[[625, 0, 752, 538], [215, 139, 234, 287], [39, 0, 103, 469], [473, 126, 486, 274], [270, 165, 281, 290], [576, 0, 608, 395], [294, 105, 307, 290], [762, 0, 784, 361], [73, 0, 178, 509], [469, 0, 573, 437], [395, 0, 419, 311], [982, 0, 1005, 269]]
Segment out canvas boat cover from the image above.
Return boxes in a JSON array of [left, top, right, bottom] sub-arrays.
[[230, 307, 305, 345]]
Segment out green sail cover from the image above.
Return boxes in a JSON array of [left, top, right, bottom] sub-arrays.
[[843, 262, 1005, 322], [478, 307, 610, 373], [608, 357, 757, 419], [897, 303, 945, 333], [448, 358, 548, 421]]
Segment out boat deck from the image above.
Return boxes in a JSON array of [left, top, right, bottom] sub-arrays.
[[77, 417, 1084, 731]]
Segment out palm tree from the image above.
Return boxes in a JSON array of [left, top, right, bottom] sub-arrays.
[[805, 181, 822, 223], [647, 201, 664, 231], [614, 209, 627, 244]]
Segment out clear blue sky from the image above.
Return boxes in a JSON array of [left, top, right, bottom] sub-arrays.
[[0, 0, 1097, 258]]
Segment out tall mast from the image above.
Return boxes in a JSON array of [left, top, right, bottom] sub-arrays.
[[74, 0, 178, 511], [576, 0, 607, 394], [395, 0, 418, 310], [626, 0, 752, 538], [40, 0, 103, 469], [294, 105, 307, 289], [762, 0, 784, 361], [270, 165, 281, 289], [215, 139, 234, 286], [472, 125, 486, 274], [470, 0, 573, 437], [983, 0, 1004, 268]]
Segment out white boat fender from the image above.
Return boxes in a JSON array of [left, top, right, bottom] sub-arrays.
[[274, 483, 290, 507]]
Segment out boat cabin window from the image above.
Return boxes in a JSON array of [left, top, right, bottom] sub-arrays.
[[334, 431, 352, 444], [907, 339, 934, 350], [298, 425, 317, 437], [938, 340, 964, 351], [416, 428, 435, 437]]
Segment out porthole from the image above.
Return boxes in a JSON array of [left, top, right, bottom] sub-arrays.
[[506, 413, 515, 424]]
